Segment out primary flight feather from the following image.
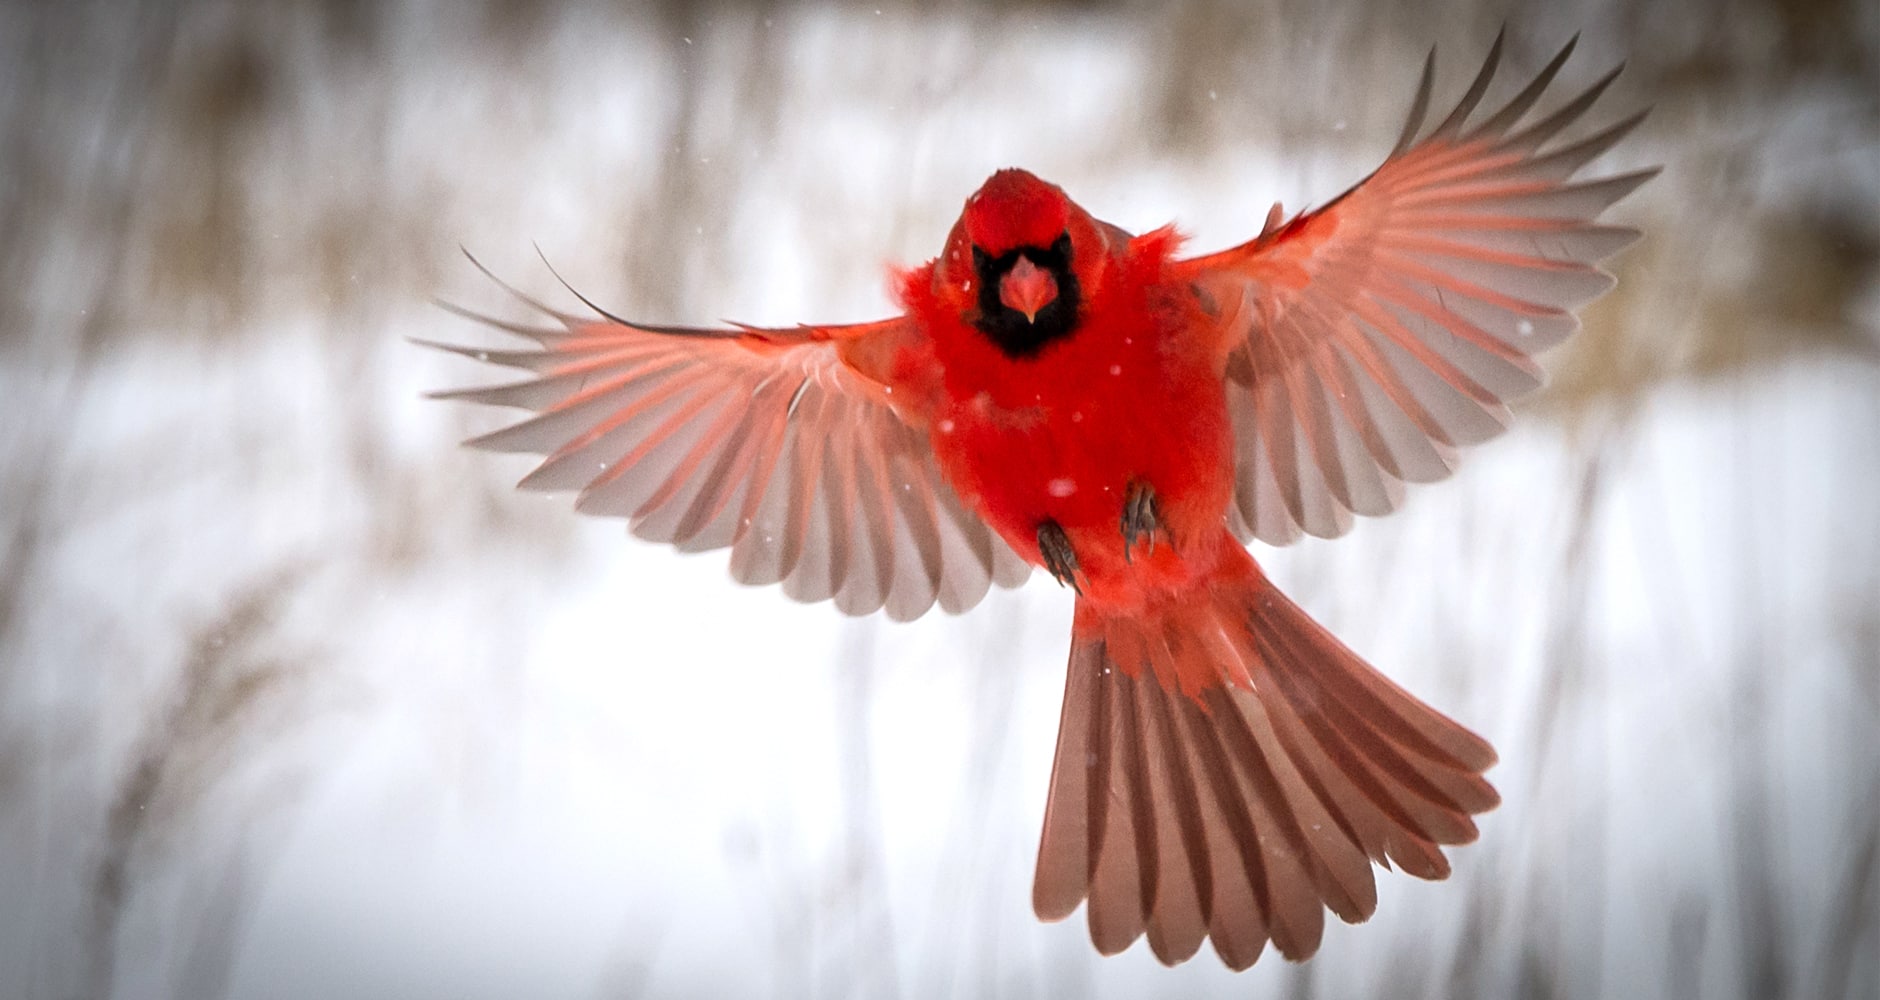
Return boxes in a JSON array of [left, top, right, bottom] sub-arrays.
[[431, 34, 1652, 969]]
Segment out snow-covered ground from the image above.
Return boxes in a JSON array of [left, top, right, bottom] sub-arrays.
[[2, 3, 1875, 999]]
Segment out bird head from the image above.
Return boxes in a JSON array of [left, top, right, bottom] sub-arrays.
[[940, 168, 1111, 359]]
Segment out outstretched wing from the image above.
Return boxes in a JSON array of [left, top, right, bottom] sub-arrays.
[[426, 257, 1030, 620], [1181, 33, 1657, 544]]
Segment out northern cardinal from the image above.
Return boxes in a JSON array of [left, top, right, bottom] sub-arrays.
[[430, 34, 1651, 969]]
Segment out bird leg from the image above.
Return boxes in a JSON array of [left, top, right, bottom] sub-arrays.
[[1036, 520, 1082, 594], [1121, 481, 1161, 563]]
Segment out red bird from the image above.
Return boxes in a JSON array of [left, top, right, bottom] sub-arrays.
[[432, 35, 1651, 969]]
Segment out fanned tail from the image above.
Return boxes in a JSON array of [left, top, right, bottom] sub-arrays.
[[1031, 542, 1498, 969]]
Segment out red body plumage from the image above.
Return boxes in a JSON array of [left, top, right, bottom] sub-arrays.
[[909, 197, 1235, 608]]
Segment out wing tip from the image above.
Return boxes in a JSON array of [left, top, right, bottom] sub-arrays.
[[456, 246, 586, 324], [533, 241, 637, 327], [460, 425, 538, 453], [1390, 46, 1440, 157], [427, 381, 529, 406], [1431, 28, 1506, 139]]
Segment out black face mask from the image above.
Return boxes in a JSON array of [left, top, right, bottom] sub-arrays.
[[971, 231, 1082, 359]]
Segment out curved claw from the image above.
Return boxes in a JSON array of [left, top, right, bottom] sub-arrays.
[[1122, 482, 1162, 563], [1037, 520, 1082, 594]]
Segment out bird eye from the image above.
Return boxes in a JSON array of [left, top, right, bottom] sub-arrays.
[[972, 245, 992, 271], [1052, 231, 1072, 259]]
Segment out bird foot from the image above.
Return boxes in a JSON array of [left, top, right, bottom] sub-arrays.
[[1121, 482, 1161, 563], [1037, 520, 1082, 594]]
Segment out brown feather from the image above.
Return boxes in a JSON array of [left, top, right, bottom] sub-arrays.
[[1031, 549, 1497, 968]]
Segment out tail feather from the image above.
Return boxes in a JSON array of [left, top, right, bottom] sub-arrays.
[[1133, 667, 1212, 964], [1032, 547, 1498, 969]]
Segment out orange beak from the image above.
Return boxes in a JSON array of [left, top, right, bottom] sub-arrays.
[[999, 256, 1058, 323]]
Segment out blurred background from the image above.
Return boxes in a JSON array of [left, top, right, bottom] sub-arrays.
[[2, 0, 1876, 997]]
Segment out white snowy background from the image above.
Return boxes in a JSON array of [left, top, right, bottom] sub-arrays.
[[2, 1, 1876, 998]]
